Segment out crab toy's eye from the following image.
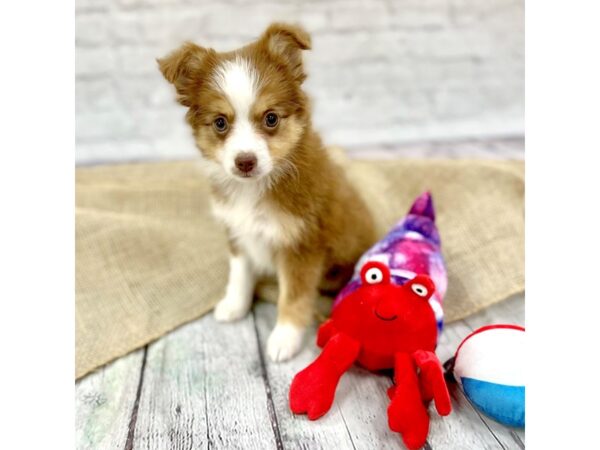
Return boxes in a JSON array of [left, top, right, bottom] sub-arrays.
[[411, 283, 428, 297], [365, 267, 384, 284]]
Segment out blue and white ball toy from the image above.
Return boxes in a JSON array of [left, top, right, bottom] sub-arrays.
[[450, 324, 525, 428]]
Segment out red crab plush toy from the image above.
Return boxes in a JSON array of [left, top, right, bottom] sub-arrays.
[[289, 261, 451, 449]]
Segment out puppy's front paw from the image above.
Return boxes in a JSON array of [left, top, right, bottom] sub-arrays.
[[214, 297, 250, 322], [267, 323, 305, 362]]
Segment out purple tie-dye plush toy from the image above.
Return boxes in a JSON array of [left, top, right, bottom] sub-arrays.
[[334, 191, 447, 333]]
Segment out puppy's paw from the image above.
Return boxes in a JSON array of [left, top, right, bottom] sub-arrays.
[[214, 297, 250, 322], [267, 323, 305, 362]]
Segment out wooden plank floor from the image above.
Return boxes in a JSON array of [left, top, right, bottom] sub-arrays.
[[76, 294, 525, 450]]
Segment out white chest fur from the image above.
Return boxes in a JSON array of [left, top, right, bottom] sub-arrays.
[[211, 184, 303, 275]]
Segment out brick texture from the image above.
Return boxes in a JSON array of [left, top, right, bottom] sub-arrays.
[[75, 0, 524, 164]]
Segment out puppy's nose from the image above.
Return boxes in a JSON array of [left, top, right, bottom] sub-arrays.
[[235, 153, 257, 173]]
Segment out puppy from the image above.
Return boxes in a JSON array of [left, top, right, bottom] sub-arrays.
[[158, 23, 376, 362]]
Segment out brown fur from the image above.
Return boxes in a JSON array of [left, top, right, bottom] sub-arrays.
[[159, 23, 376, 331]]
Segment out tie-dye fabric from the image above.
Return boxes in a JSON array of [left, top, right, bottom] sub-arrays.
[[333, 191, 447, 333]]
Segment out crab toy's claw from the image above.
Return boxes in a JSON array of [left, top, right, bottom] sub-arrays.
[[414, 350, 451, 416], [388, 353, 430, 450], [387, 349, 451, 449], [290, 333, 361, 420]]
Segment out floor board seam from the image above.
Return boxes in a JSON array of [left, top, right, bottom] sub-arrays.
[[202, 337, 212, 449], [510, 430, 525, 449], [454, 376, 506, 449], [336, 403, 357, 450], [124, 345, 148, 450], [252, 310, 284, 450]]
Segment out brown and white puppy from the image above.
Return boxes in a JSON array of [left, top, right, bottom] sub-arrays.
[[158, 23, 376, 362]]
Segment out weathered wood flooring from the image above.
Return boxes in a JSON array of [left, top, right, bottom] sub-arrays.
[[76, 294, 525, 450]]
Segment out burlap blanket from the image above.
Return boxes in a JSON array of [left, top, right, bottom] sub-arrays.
[[76, 157, 524, 379]]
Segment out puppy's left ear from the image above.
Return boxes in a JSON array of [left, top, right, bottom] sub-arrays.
[[260, 22, 311, 82]]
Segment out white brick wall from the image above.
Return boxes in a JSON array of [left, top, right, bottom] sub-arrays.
[[75, 0, 524, 164]]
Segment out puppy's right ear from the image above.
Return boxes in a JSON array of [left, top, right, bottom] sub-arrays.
[[157, 42, 209, 107]]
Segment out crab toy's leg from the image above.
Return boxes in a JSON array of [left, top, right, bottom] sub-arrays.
[[388, 352, 430, 450], [289, 332, 360, 420], [316, 318, 337, 348], [413, 349, 452, 416]]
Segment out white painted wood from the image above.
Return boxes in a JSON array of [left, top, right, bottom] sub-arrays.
[[131, 313, 278, 450], [515, 428, 525, 447], [335, 365, 404, 450], [429, 385, 505, 450], [253, 301, 361, 450], [75, 295, 526, 450], [75, 349, 145, 450]]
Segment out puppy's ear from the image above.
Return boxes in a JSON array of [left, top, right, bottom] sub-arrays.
[[260, 23, 311, 82], [157, 42, 209, 106]]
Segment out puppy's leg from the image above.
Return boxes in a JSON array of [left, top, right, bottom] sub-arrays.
[[267, 249, 323, 362], [214, 252, 255, 322]]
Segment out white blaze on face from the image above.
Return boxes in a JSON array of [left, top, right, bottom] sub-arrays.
[[212, 57, 272, 178]]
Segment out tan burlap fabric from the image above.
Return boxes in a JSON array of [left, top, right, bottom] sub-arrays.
[[76, 157, 524, 379]]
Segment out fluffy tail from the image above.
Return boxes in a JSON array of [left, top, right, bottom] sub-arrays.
[[408, 191, 436, 221]]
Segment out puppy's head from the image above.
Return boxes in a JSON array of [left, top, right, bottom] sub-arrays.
[[158, 23, 311, 182]]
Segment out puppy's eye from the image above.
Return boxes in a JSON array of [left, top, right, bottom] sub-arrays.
[[213, 116, 228, 133], [264, 112, 279, 128], [411, 284, 428, 297], [365, 267, 384, 284]]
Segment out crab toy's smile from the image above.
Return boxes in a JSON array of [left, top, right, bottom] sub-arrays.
[[374, 310, 397, 321]]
